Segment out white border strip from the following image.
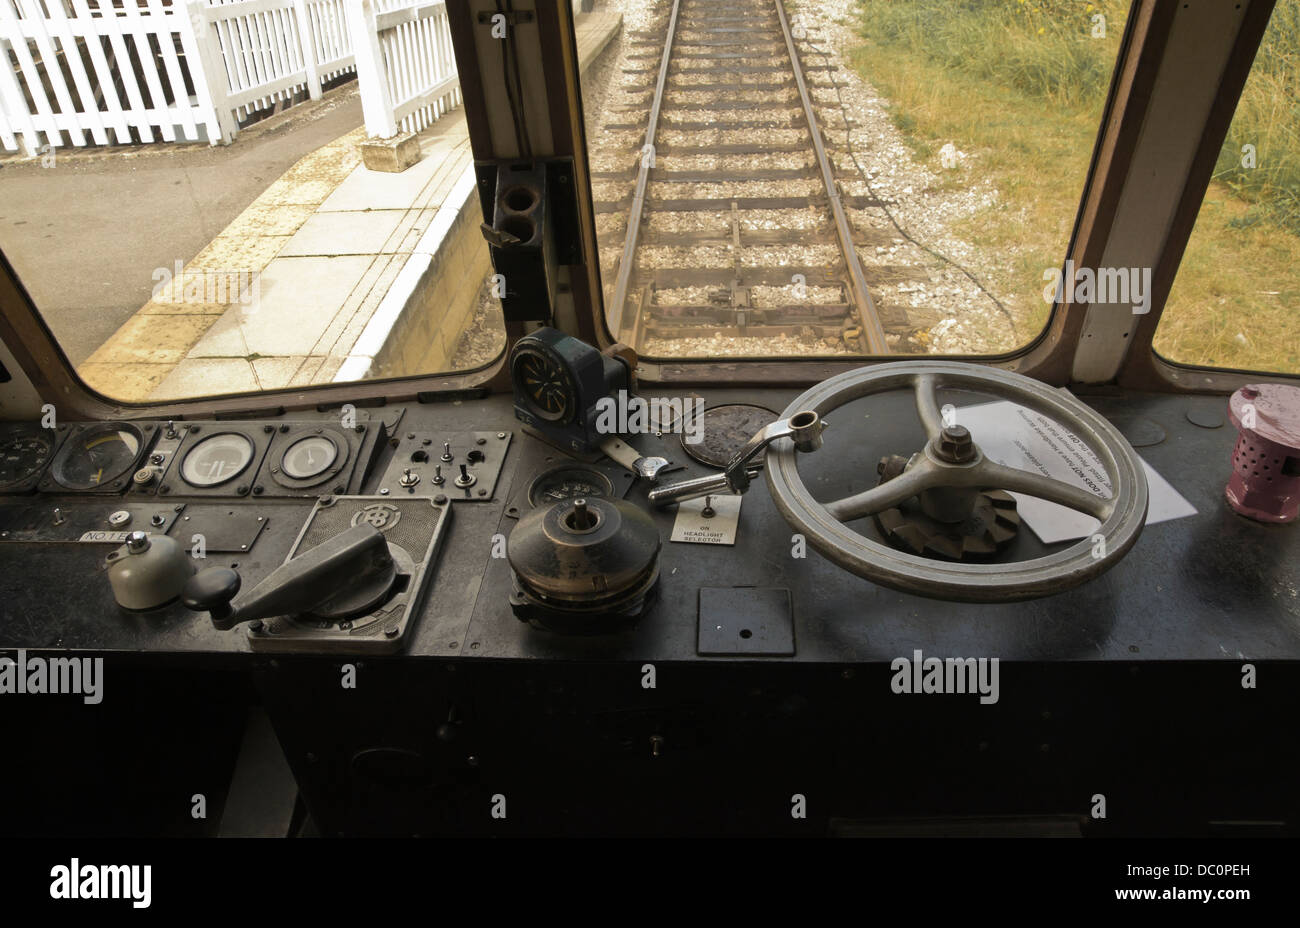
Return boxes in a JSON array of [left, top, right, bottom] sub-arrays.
[[335, 162, 478, 381]]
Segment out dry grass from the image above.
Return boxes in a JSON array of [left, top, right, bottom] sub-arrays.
[[850, 0, 1300, 374]]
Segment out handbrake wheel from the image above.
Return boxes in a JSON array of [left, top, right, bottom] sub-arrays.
[[765, 361, 1149, 602]]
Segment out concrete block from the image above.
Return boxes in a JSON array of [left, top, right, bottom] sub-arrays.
[[361, 132, 422, 173]]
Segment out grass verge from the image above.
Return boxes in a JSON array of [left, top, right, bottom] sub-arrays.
[[847, 0, 1299, 373]]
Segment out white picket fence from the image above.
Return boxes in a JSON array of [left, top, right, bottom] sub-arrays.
[[0, 0, 461, 155], [346, 0, 459, 139]]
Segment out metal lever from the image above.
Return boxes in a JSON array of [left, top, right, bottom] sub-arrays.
[[648, 410, 825, 507], [181, 524, 394, 631]]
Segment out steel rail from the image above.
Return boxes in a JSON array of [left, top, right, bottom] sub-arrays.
[[772, 0, 889, 354], [609, 0, 682, 342]]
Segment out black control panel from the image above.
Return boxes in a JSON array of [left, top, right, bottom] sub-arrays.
[[1, 389, 1298, 837]]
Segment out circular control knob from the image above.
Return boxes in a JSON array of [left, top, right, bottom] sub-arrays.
[[507, 495, 661, 633]]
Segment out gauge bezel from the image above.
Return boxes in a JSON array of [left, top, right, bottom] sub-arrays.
[[179, 431, 257, 488], [525, 462, 616, 508], [47, 421, 150, 493], [159, 424, 272, 498], [266, 426, 353, 491], [0, 424, 65, 493]]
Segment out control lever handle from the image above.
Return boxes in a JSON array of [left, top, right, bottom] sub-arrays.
[[182, 524, 392, 631], [648, 411, 824, 507]]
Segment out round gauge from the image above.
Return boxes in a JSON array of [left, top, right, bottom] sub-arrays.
[[52, 423, 142, 490], [527, 464, 616, 507], [281, 435, 339, 480], [680, 403, 779, 468], [512, 346, 573, 423], [180, 432, 254, 487], [0, 432, 54, 489]]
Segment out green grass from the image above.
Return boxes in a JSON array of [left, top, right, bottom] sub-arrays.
[[849, 0, 1300, 373], [1212, 0, 1300, 236]]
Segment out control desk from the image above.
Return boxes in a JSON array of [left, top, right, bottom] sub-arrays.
[[2, 382, 1297, 836]]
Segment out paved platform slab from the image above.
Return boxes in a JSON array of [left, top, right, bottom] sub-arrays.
[[76, 10, 624, 402]]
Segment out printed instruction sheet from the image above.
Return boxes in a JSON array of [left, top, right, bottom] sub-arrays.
[[954, 399, 1197, 544]]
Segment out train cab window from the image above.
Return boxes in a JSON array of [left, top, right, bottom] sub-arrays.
[[587, 0, 1129, 359], [0, 2, 504, 403], [1153, 0, 1299, 375]]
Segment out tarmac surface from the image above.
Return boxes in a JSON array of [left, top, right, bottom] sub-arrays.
[[0, 85, 363, 366]]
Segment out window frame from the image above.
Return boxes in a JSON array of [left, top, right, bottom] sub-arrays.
[[0, 0, 1293, 423]]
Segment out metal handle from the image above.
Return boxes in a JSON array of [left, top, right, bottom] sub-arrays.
[[647, 468, 758, 506], [648, 411, 825, 507], [182, 524, 393, 631]]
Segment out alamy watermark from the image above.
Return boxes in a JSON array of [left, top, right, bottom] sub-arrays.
[[50, 859, 150, 908], [0, 650, 103, 704], [1042, 260, 1152, 314], [151, 260, 260, 310], [594, 391, 705, 444], [890, 649, 999, 705]]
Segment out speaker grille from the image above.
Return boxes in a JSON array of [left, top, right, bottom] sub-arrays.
[[296, 497, 444, 565]]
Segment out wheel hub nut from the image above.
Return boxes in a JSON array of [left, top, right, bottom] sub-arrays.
[[934, 425, 975, 464]]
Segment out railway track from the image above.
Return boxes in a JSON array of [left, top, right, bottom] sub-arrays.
[[592, 0, 914, 355]]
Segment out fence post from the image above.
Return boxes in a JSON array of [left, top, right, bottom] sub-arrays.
[[346, 0, 397, 138], [290, 0, 322, 100], [180, 0, 239, 144], [0, 33, 41, 157]]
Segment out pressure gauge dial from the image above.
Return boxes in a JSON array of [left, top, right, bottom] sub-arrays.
[[180, 433, 255, 487], [51, 423, 144, 490], [526, 464, 616, 507], [0, 433, 54, 490], [281, 436, 338, 480]]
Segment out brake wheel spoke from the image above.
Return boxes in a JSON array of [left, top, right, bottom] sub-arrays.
[[913, 373, 944, 443], [825, 462, 935, 522], [970, 460, 1114, 523]]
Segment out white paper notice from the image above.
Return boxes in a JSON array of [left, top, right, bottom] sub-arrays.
[[954, 400, 1197, 544]]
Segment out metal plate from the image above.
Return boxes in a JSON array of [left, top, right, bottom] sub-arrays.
[[159, 424, 273, 498], [697, 587, 795, 656], [670, 494, 742, 545], [0, 501, 181, 542], [126, 423, 186, 496], [256, 420, 375, 497], [377, 431, 511, 501], [248, 496, 450, 654], [679, 404, 778, 468], [1186, 405, 1225, 429], [169, 505, 270, 554], [1108, 414, 1166, 448]]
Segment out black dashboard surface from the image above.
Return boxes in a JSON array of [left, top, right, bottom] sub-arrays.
[[1, 387, 1297, 664]]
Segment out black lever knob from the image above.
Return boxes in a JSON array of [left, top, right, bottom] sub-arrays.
[[182, 567, 241, 622]]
